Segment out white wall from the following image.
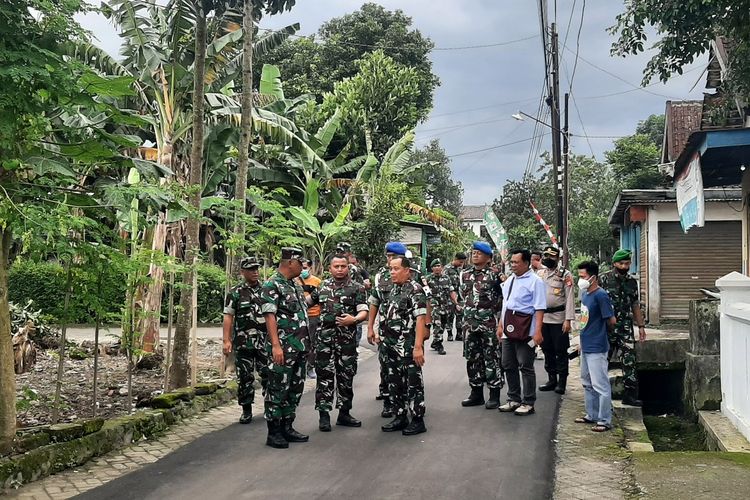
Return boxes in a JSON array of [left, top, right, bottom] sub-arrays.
[[647, 202, 743, 321], [718, 272, 750, 442], [465, 220, 484, 237]]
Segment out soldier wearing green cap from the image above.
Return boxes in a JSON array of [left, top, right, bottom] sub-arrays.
[[223, 257, 267, 424], [599, 249, 647, 407], [426, 259, 458, 355], [261, 247, 311, 448]]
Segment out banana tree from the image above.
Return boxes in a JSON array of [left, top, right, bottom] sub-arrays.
[[287, 180, 352, 272]]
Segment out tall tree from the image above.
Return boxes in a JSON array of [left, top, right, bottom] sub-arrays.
[[231, 0, 296, 277], [256, 2, 439, 112], [170, 0, 210, 389], [635, 114, 665, 148], [605, 134, 663, 189], [610, 0, 750, 99]]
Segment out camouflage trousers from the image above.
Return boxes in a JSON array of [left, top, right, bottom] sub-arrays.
[[383, 343, 425, 418], [451, 309, 464, 339], [315, 327, 358, 412], [377, 324, 390, 400], [264, 342, 306, 421], [430, 310, 449, 347], [608, 326, 637, 391], [234, 345, 268, 407], [463, 325, 504, 389]]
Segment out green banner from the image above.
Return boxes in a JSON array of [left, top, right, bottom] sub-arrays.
[[483, 207, 509, 260]]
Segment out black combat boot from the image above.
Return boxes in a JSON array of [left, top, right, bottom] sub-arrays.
[[622, 388, 643, 407], [402, 416, 426, 436], [485, 388, 501, 409], [318, 411, 331, 432], [539, 374, 558, 392], [375, 393, 386, 401], [447, 333, 454, 341], [381, 414, 409, 432], [239, 404, 253, 424], [461, 386, 485, 407], [437, 344, 446, 355], [265, 420, 289, 449], [282, 416, 309, 442], [381, 401, 394, 418], [554, 375, 567, 395], [455, 332, 464, 341], [336, 408, 362, 427]]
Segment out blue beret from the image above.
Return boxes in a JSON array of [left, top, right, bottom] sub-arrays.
[[472, 241, 493, 256], [384, 241, 407, 255]]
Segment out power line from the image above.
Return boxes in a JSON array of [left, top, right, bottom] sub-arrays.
[[447, 135, 543, 159], [568, 0, 585, 93], [257, 27, 539, 52], [428, 97, 540, 118], [576, 63, 705, 100], [417, 116, 516, 134]]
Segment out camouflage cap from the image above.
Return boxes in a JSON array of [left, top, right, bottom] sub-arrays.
[[430, 258, 442, 268], [280, 247, 304, 261], [336, 241, 352, 253], [240, 256, 262, 269]]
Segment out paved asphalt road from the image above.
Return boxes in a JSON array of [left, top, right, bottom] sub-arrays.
[[78, 340, 560, 500]]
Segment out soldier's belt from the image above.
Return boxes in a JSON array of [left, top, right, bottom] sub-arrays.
[[545, 305, 565, 313]]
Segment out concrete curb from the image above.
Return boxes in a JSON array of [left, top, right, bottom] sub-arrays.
[[0, 382, 237, 490]]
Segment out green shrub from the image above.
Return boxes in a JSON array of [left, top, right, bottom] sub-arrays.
[[8, 260, 126, 324], [10, 260, 228, 325]]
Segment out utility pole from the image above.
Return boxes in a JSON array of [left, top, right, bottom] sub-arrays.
[[562, 93, 570, 267], [548, 23, 564, 258]]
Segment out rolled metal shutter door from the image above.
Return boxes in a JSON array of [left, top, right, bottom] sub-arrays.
[[658, 220, 742, 320]]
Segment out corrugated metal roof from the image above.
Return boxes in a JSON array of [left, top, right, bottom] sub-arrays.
[[461, 205, 487, 221], [608, 188, 742, 225]]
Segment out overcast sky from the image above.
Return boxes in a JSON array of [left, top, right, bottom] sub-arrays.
[[79, 0, 708, 206]]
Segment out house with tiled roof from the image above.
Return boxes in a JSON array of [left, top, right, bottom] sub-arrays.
[[460, 205, 487, 236]]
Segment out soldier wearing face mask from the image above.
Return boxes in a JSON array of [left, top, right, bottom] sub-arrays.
[[536, 246, 575, 394]]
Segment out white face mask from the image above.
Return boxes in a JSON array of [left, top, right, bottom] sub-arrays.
[[578, 278, 591, 291]]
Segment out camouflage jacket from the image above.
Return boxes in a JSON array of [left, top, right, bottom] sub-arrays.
[[224, 281, 266, 349], [260, 271, 310, 352], [317, 277, 368, 332], [426, 272, 454, 313], [599, 269, 639, 331], [382, 279, 428, 357], [443, 263, 463, 291], [348, 263, 366, 284], [460, 265, 503, 330], [368, 265, 394, 320]]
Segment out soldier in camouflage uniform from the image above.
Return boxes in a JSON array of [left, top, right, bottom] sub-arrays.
[[426, 259, 458, 355], [261, 247, 311, 449], [222, 257, 267, 424], [377, 255, 429, 436], [599, 249, 647, 407], [313, 254, 369, 432], [443, 252, 467, 341], [367, 241, 408, 418], [459, 241, 504, 410]]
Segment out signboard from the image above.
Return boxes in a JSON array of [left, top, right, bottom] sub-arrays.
[[483, 207, 509, 260], [676, 152, 705, 232]]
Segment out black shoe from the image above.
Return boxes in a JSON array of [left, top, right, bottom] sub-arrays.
[[554, 375, 567, 395], [282, 417, 309, 442], [239, 404, 253, 424], [381, 415, 409, 432], [622, 389, 643, 407], [437, 346, 446, 355], [375, 394, 387, 401], [402, 416, 426, 436], [336, 409, 362, 427], [456, 334, 464, 341], [485, 388, 501, 409], [265, 420, 289, 449], [319, 411, 331, 432], [539, 376, 558, 392], [381, 403, 394, 418], [430, 342, 438, 351], [447, 335, 454, 341], [461, 386, 485, 407]]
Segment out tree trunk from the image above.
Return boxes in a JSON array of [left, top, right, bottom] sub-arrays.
[[51, 261, 72, 424], [170, 6, 207, 389], [230, 1, 254, 275], [135, 213, 168, 352], [0, 228, 16, 453]]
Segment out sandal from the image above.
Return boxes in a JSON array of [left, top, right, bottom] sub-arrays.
[[574, 417, 595, 424], [591, 425, 611, 433]]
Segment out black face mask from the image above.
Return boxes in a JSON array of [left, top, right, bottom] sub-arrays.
[[616, 266, 629, 275], [542, 258, 558, 269]]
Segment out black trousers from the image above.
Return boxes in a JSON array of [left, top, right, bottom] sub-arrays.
[[541, 322, 569, 378]]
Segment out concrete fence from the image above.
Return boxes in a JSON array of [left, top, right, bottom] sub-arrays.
[[718, 271, 750, 442]]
